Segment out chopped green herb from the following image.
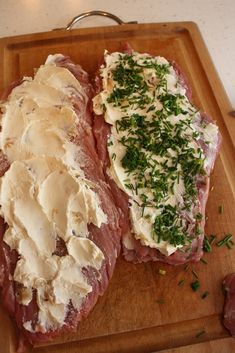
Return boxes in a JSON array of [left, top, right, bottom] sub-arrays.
[[203, 236, 212, 252], [156, 298, 165, 304], [178, 279, 185, 287], [200, 258, 208, 265], [209, 234, 217, 245], [226, 241, 233, 249], [201, 291, 209, 299], [218, 205, 224, 214], [159, 93, 187, 116], [195, 330, 206, 338], [195, 212, 203, 221], [192, 269, 199, 279], [217, 234, 233, 248], [102, 52, 208, 249], [191, 280, 200, 291], [153, 205, 188, 246], [146, 105, 155, 113]]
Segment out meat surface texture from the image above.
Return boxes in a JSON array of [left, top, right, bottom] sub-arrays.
[[0, 55, 122, 349], [223, 273, 235, 337], [93, 47, 221, 265]]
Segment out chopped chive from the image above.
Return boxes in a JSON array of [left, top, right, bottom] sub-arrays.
[[191, 280, 200, 291], [178, 279, 185, 287], [217, 234, 233, 248], [156, 298, 165, 304], [159, 269, 166, 276], [226, 241, 233, 249], [192, 269, 199, 279], [209, 234, 217, 245], [196, 212, 203, 221], [201, 291, 209, 299], [103, 52, 210, 250], [218, 205, 224, 214], [200, 258, 208, 265], [195, 330, 206, 338], [203, 236, 212, 252], [146, 105, 155, 113]]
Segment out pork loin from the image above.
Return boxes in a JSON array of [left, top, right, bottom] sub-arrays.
[[0, 55, 122, 350], [223, 273, 235, 337], [93, 47, 221, 265]]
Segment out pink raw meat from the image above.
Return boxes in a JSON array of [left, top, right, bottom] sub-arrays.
[[223, 273, 235, 337], [0, 55, 122, 350], [93, 46, 221, 265]]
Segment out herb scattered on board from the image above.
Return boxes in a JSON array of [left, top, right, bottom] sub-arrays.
[[200, 258, 208, 264], [203, 234, 218, 252], [209, 234, 217, 245], [182, 263, 210, 296], [217, 234, 234, 249], [192, 269, 199, 279], [187, 231, 234, 298], [191, 280, 200, 292], [178, 279, 185, 287], [203, 233, 235, 253], [201, 291, 209, 299], [156, 298, 165, 304], [176, 231, 233, 303], [203, 236, 212, 253], [218, 204, 224, 214], [195, 330, 206, 338]]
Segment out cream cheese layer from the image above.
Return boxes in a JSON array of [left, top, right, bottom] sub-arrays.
[[0, 55, 107, 332], [93, 51, 218, 256]]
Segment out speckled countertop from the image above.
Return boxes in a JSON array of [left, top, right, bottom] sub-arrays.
[[0, 0, 234, 107]]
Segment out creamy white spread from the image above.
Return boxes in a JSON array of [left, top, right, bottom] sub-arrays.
[[0, 55, 107, 332], [93, 51, 218, 256]]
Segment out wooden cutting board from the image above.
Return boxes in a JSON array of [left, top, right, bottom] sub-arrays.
[[0, 21, 235, 353]]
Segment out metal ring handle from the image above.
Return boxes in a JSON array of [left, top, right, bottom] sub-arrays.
[[66, 11, 137, 30]]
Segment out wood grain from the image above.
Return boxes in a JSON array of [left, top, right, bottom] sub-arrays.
[[158, 337, 235, 353], [0, 22, 235, 353]]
